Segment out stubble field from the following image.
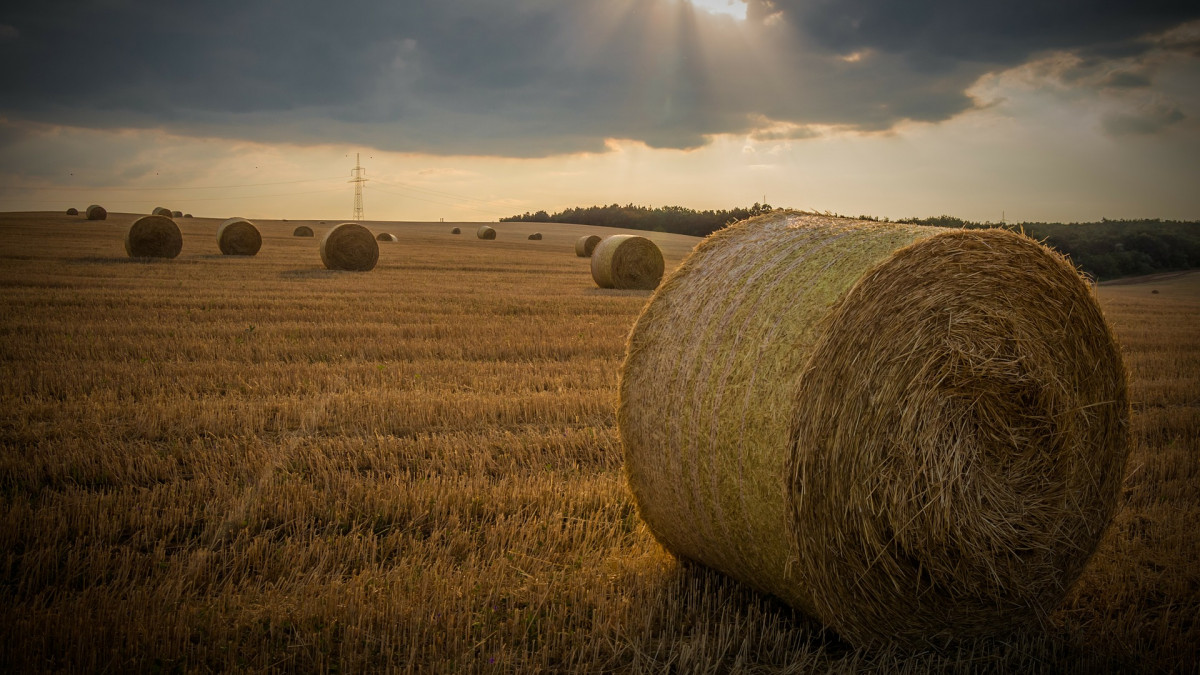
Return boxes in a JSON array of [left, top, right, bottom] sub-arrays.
[[0, 212, 1197, 673]]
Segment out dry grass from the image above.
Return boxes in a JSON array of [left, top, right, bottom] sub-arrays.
[[0, 212, 1195, 673]]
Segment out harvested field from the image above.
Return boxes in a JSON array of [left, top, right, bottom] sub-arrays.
[[0, 212, 1195, 672]]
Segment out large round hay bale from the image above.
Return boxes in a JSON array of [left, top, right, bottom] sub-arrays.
[[217, 217, 262, 256], [590, 235, 664, 290], [575, 235, 601, 257], [320, 222, 378, 271], [450, 227, 461, 234], [528, 232, 542, 240], [620, 212, 1130, 648], [171, 210, 183, 218], [293, 225, 314, 237], [125, 214, 183, 259], [152, 206, 172, 217], [477, 225, 496, 240], [376, 232, 397, 242], [66, 207, 78, 216], [85, 205, 107, 221]]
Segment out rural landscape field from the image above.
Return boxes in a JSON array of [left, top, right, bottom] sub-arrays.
[[1, 211, 1197, 673]]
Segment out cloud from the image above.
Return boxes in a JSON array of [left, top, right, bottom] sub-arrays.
[[0, 1, 1196, 157], [1102, 100, 1186, 135]]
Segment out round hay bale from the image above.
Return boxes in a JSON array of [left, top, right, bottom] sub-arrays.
[[152, 206, 172, 217], [620, 212, 1130, 648], [171, 210, 183, 218], [66, 207, 79, 216], [590, 234, 664, 290], [320, 222, 378, 271], [217, 217, 262, 256], [376, 232, 397, 242], [85, 204, 107, 221], [575, 235, 601, 257], [183, 213, 193, 218], [293, 225, 314, 237], [125, 214, 183, 259], [451, 227, 461, 234], [528, 232, 542, 240], [477, 225, 496, 240]]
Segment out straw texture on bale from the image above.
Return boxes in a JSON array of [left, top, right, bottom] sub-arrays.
[[575, 235, 601, 257], [217, 217, 262, 256], [620, 212, 1129, 648], [171, 210, 183, 218], [125, 214, 183, 259], [293, 225, 314, 237], [451, 227, 461, 234], [66, 207, 78, 215], [152, 206, 172, 217], [85, 205, 106, 221], [376, 232, 397, 242], [477, 226, 496, 240], [528, 232, 542, 240], [320, 222, 378, 271], [590, 234, 664, 290]]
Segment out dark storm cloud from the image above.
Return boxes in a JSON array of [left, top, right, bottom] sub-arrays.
[[0, 0, 1196, 157]]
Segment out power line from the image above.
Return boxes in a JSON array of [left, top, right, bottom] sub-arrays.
[[369, 184, 505, 219], [1, 177, 345, 192]]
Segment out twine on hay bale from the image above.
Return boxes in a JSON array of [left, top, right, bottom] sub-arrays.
[[590, 234, 664, 290], [528, 232, 542, 240], [125, 214, 183, 259], [477, 225, 496, 240], [320, 222, 378, 271], [376, 232, 397, 242], [217, 217, 262, 256], [85, 205, 107, 221], [293, 225, 314, 237], [66, 207, 78, 216], [620, 212, 1130, 648], [152, 206, 172, 217], [575, 235, 601, 257], [451, 227, 461, 234]]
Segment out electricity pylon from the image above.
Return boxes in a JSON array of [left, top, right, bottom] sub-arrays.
[[349, 153, 367, 221]]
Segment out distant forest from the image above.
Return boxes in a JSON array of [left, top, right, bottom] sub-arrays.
[[502, 204, 1200, 281]]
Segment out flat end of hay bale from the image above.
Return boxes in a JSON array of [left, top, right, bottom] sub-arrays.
[[450, 227, 461, 234], [66, 207, 79, 216], [477, 226, 496, 240], [183, 213, 193, 219], [217, 217, 262, 256], [125, 214, 183, 258], [575, 235, 601, 257], [590, 234, 664, 290], [376, 232, 397, 242], [320, 222, 379, 271], [293, 225, 314, 237], [85, 205, 107, 221]]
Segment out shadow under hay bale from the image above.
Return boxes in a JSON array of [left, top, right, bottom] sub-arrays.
[[217, 217, 262, 256], [66, 207, 78, 216], [376, 232, 397, 242], [320, 223, 378, 271], [620, 212, 1130, 649], [125, 215, 183, 259], [528, 232, 543, 240], [152, 206, 172, 217], [575, 234, 601, 257], [85, 205, 107, 221], [451, 227, 461, 234], [293, 225, 314, 237], [477, 226, 496, 240], [591, 234, 663, 290]]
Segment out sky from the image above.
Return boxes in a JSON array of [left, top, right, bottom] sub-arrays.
[[1, 0, 1198, 224]]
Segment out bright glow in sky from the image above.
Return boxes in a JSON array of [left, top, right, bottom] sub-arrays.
[[686, 0, 747, 20]]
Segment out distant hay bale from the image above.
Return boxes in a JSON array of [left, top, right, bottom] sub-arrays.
[[320, 222, 378, 271], [620, 212, 1130, 648], [171, 210, 182, 218], [590, 234, 664, 290], [575, 235, 601, 257], [528, 232, 542, 240], [451, 227, 461, 234], [66, 207, 78, 216], [85, 204, 107, 221], [477, 226, 496, 240], [183, 213, 193, 218], [152, 206, 172, 217], [217, 217, 262, 256], [125, 214, 183, 259], [293, 225, 314, 237], [376, 232, 397, 242]]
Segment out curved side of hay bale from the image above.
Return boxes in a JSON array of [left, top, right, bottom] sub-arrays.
[[575, 235, 601, 257], [477, 226, 496, 240], [66, 207, 79, 216], [376, 232, 397, 242], [450, 227, 461, 234], [183, 214, 193, 218], [217, 217, 262, 256], [590, 234, 664, 290], [125, 215, 183, 259], [171, 210, 183, 218], [619, 213, 1129, 647], [293, 225, 314, 237], [85, 205, 107, 221], [152, 206, 172, 217], [528, 232, 542, 240], [320, 222, 379, 271]]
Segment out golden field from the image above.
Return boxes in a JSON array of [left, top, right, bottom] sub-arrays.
[[0, 211, 1196, 673]]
